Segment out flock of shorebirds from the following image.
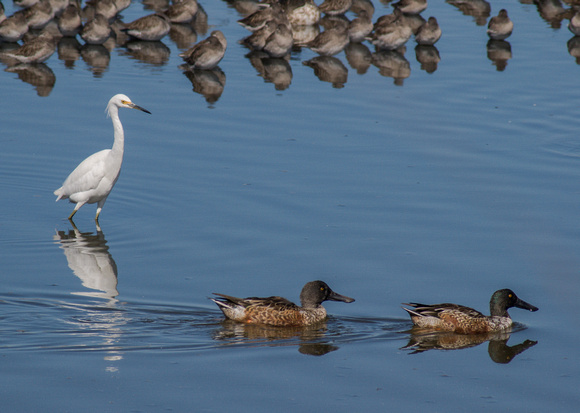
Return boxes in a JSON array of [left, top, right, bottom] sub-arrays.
[[1, 0, 579, 90]]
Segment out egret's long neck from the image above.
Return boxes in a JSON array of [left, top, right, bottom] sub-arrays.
[[109, 105, 124, 157]]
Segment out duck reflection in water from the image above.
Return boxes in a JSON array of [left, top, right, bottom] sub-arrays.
[[212, 320, 339, 356], [54, 221, 119, 302], [402, 329, 538, 364]]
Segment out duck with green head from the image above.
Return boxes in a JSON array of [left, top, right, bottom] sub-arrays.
[[402, 289, 538, 334]]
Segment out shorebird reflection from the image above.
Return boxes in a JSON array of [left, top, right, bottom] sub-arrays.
[[4, 62, 55, 96], [567, 36, 580, 64], [486, 39, 512, 71], [182, 66, 227, 104], [54, 222, 119, 301]]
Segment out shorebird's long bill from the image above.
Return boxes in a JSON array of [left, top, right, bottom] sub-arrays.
[[130, 103, 151, 114], [516, 297, 538, 312], [328, 290, 355, 303]]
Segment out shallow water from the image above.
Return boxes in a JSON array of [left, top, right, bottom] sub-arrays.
[[1, 0, 579, 411]]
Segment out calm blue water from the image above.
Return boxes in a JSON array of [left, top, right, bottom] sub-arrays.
[[1, 0, 579, 411]]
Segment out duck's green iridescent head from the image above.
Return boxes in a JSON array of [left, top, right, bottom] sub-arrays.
[[490, 289, 538, 317]]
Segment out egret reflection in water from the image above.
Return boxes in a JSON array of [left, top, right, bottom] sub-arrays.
[[401, 328, 538, 364], [54, 222, 119, 301], [53, 222, 128, 371]]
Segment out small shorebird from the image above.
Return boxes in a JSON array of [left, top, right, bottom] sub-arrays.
[[263, 23, 293, 57], [393, 0, 427, 15], [180, 30, 227, 69], [58, 3, 82, 37], [21, 0, 53, 30], [0, 12, 29, 42], [368, 10, 412, 50], [569, 10, 580, 36], [238, 2, 287, 32], [415, 16, 441, 45], [487, 9, 513, 40], [242, 20, 278, 50], [2, 31, 56, 63], [164, 0, 198, 23], [285, 0, 320, 26], [302, 26, 349, 55], [81, 13, 111, 45], [123, 13, 171, 41], [348, 9, 373, 42], [318, 0, 352, 16]]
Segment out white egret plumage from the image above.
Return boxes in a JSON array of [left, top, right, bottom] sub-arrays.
[[54, 94, 150, 221]]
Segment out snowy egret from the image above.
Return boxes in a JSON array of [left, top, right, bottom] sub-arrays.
[[54, 94, 150, 221]]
